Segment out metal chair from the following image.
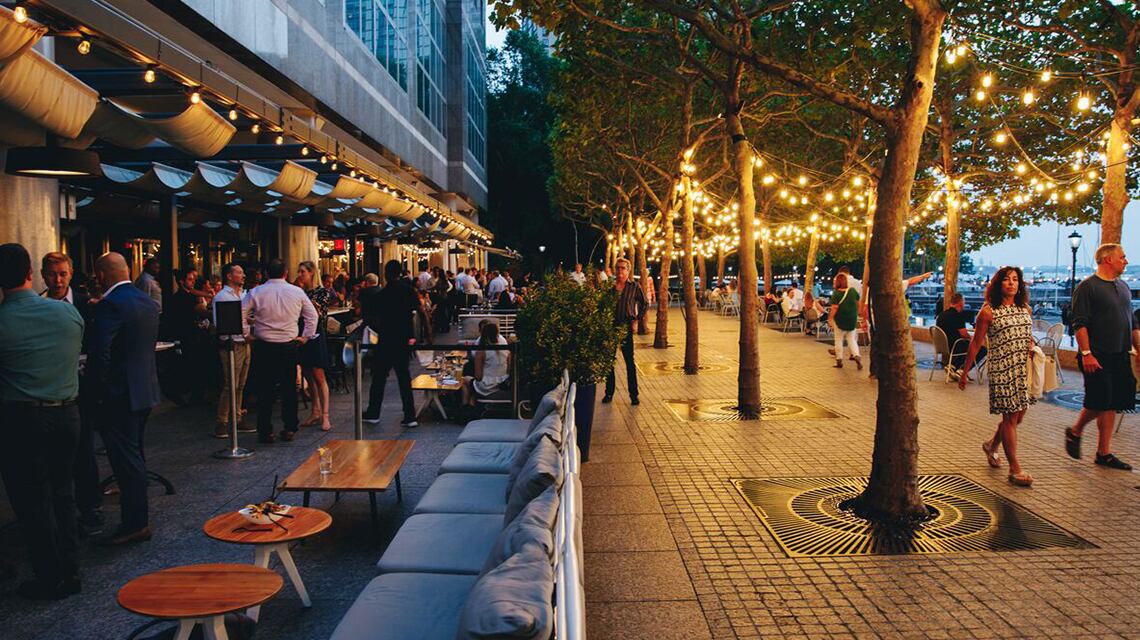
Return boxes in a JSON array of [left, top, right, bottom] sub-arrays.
[[928, 326, 968, 381], [720, 293, 740, 316], [1036, 322, 1066, 383], [780, 299, 803, 333]]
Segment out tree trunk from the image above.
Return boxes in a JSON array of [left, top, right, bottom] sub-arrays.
[[654, 214, 674, 348], [697, 252, 708, 294], [943, 183, 960, 303], [846, 6, 946, 523], [1102, 113, 1132, 245], [804, 228, 820, 295], [726, 78, 761, 415], [681, 176, 700, 373], [636, 240, 651, 335], [716, 246, 726, 286]]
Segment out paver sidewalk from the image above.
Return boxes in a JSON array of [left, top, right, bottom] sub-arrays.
[[584, 308, 1140, 639]]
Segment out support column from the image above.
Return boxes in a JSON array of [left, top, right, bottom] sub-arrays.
[[0, 173, 60, 293], [286, 223, 320, 277], [348, 234, 358, 279], [159, 195, 179, 303]]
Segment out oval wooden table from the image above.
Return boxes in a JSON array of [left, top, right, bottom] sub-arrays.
[[118, 563, 282, 640], [203, 507, 332, 620]]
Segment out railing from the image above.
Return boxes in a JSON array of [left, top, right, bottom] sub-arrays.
[[555, 381, 585, 640]]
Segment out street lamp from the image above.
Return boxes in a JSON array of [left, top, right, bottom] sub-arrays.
[[916, 247, 926, 273], [1068, 231, 1082, 296]]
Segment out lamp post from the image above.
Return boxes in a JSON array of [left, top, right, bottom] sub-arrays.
[[916, 247, 926, 273], [1068, 231, 1082, 297]]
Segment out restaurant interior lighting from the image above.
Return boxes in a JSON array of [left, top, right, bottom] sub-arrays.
[[5, 144, 103, 178]]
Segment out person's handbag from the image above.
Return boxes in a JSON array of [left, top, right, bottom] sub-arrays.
[[1042, 355, 1060, 394], [1026, 345, 1047, 398]]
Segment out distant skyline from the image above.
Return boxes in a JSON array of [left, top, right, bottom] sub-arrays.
[[485, 21, 1136, 273]]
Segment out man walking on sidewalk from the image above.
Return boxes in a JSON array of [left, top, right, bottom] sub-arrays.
[[362, 260, 420, 427], [1065, 243, 1138, 471], [603, 258, 647, 406]]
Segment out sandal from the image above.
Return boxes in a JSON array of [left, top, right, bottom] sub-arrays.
[[982, 441, 1001, 468], [1007, 471, 1033, 487], [1064, 427, 1081, 460], [301, 415, 322, 427]]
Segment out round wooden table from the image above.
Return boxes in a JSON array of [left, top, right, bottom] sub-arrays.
[[203, 507, 331, 619], [118, 563, 281, 640]]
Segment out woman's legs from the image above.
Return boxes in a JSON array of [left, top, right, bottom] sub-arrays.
[[1001, 410, 1028, 476], [833, 330, 846, 360], [312, 368, 331, 428], [301, 368, 321, 425], [846, 329, 860, 359]]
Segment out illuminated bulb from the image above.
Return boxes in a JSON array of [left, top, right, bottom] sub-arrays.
[[994, 132, 1007, 144], [301, 146, 310, 156], [956, 44, 967, 57], [981, 73, 993, 88], [319, 155, 328, 165], [1040, 69, 1052, 82], [762, 174, 775, 185], [797, 175, 808, 186], [250, 123, 261, 134], [350, 169, 357, 178], [1064, 191, 1074, 201], [1076, 182, 1089, 193], [842, 189, 851, 198], [1015, 163, 1027, 174], [1088, 170, 1098, 180], [274, 134, 284, 145], [228, 109, 239, 121], [190, 91, 201, 104], [1077, 93, 1091, 111], [779, 189, 788, 198], [800, 196, 808, 205], [144, 65, 157, 83], [13, 5, 28, 22], [975, 90, 986, 102], [1022, 90, 1035, 105], [753, 156, 763, 167], [945, 49, 957, 64], [824, 192, 834, 202], [77, 38, 92, 55], [331, 162, 338, 170]]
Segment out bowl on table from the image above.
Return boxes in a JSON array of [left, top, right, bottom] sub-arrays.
[[238, 503, 291, 525]]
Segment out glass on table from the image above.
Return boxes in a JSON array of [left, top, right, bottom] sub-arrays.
[[318, 446, 333, 475]]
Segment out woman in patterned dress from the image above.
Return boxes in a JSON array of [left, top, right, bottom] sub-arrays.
[[958, 266, 1036, 486], [296, 261, 334, 431]]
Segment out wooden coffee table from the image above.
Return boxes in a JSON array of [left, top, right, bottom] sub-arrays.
[[202, 507, 332, 620], [278, 440, 413, 529], [411, 373, 464, 419], [118, 563, 282, 640]]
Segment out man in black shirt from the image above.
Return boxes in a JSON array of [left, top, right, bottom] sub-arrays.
[[935, 293, 984, 375], [1065, 243, 1139, 471], [166, 269, 211, 405], [362, 260, 420, 427]]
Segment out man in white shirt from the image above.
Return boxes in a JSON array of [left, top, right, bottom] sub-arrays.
[[569, 263, 587, 285], [486, 270, 508, 301], [134, 257, 162, 311], [783, 282, 805, 313], [416, 269, 432, 292], [212, 263, 253, 437], [244, 259, 318, 443], [458, 268, 480, 306]]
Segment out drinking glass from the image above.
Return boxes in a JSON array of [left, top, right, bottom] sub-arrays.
[[318, 447, 333, 475]]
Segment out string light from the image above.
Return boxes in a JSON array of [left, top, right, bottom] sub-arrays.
[[981, 73, 993, 88], [77, 38, 92, 55], [1040, 69, 1052, 82], [13, 5, 28, 23], [250, 123, 261, 134], [189, 91, 201, 104], [1076, 93, 1091, 111], [143, 65, 157, 83], [1022, 89, 1035, 105], [274, 134, 284, 145]]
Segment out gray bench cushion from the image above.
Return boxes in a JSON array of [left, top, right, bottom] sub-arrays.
[[506, 413, 562, 495], [505, 436, 563, 524], [330, 572, 477, 640], [457, 543, 555, 640], [456, 418, 530, 443], [413, 473, 509, 515], [483, 485, 559, 575], [439, 442, 519, 475], [377, 513, 504, 575]]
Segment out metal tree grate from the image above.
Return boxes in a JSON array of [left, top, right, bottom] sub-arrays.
[[733, 475, 1094, 557], [663, 397, 845, 422], [640, 361, 731, 376]]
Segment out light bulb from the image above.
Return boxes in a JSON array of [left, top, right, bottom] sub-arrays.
[[77, 38, 92, 55], [190, 91, 201, 104], [945, 49, 958, 64], [994, 132, 1007, 144], [143, 65, 157, 83], [975, 90, 986, 102], [852, 176, 864, 187], [1022, 90, 1035, 105], [1076, 94, 1091, 111], [228, 109, 238, 121], [13, 5, 28, 23], [250, 123, 261, 134], [955, 44, 967, 57], [331, 162, 338, 170], [1040, 69, 1052, 82], [301, 146, 309, 156], [981, 73, 993, 88], [1016, 163, 1027, 174], [798, 175, 808, 186]]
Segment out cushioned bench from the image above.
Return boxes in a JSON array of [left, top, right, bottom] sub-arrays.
[[455, 417, 529, 443], [331, 378, 583, 640]]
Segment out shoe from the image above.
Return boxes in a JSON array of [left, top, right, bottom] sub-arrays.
[[1007, 471, 1033, 487], [78, 510, 105, 537], [362, 412, 382, 424], [853, 356, 863, 371], [601, 395, 613, 403], [98, 526, 152, 546], [631, 397, 640, 406], [237, 424, 257, 433], [257, 434, 277, 444], [1065, 427, 1081, 459], [279, 430, 296, 442], [1095, 453, 1132, 470], [17, 579, 75, 601], [828, 348, 836, 356], [214, 422, 230, 439], [982, 441, 1001, 468], [834, 359, 843, 368], [400, 420, 419, 428], [946, 368, 960, 383]]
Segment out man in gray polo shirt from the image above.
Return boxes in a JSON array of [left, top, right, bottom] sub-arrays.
[[1066, 242, 1139, 471]]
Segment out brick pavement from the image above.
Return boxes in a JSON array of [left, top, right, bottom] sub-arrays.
[[583, 308, 1140, 639]]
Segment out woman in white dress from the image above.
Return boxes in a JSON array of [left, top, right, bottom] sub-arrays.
[[462, 322, 510, 406]]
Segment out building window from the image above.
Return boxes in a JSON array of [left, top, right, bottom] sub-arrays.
[[465, 42, 486, 166], [415, 0, 446, 134], [346, 0, 408, 89]]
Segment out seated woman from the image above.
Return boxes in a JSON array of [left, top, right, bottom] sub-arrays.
[[496, 288, 518, 309], [803, 292, 825, 335], [462, 322, 511, 407]]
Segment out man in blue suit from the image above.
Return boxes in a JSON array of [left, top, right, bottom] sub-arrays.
[[87, 252, 161, 545]]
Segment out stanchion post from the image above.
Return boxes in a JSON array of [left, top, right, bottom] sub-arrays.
[[353, 340, 363, 440], [214, 340, 253, 459]]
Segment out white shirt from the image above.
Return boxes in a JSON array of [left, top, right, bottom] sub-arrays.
[[416, 271, 432, 291], [460, 273, 480, 294], [784, 288, 804, 312], [569, 271, 586, 285], [104, 280, 132, 298], [212, 286, 250, 342], [244, 278, 318, 343], [487, 275, 508, 300]]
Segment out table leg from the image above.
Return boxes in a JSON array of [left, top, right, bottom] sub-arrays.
[[415, 391, 433, 419], [274, 543, 312, 607], [369, 491, 378, 530], [202, 616, 229, 640], [174, 619, 195, 640], [432, 394, 448, 420], [248, 547, 272, 622], [395, 471, 403, 503], [303, 491, 310, 507]]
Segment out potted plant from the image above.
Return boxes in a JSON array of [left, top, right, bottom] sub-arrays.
[[516, 270, 624, 461]]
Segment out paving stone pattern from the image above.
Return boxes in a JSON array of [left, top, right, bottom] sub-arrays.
[[584, 308, 1140, 639]]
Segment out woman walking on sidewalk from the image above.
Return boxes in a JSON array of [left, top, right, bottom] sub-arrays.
[[828, 273, 861, 369], [958, 266, 1036, 487]]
